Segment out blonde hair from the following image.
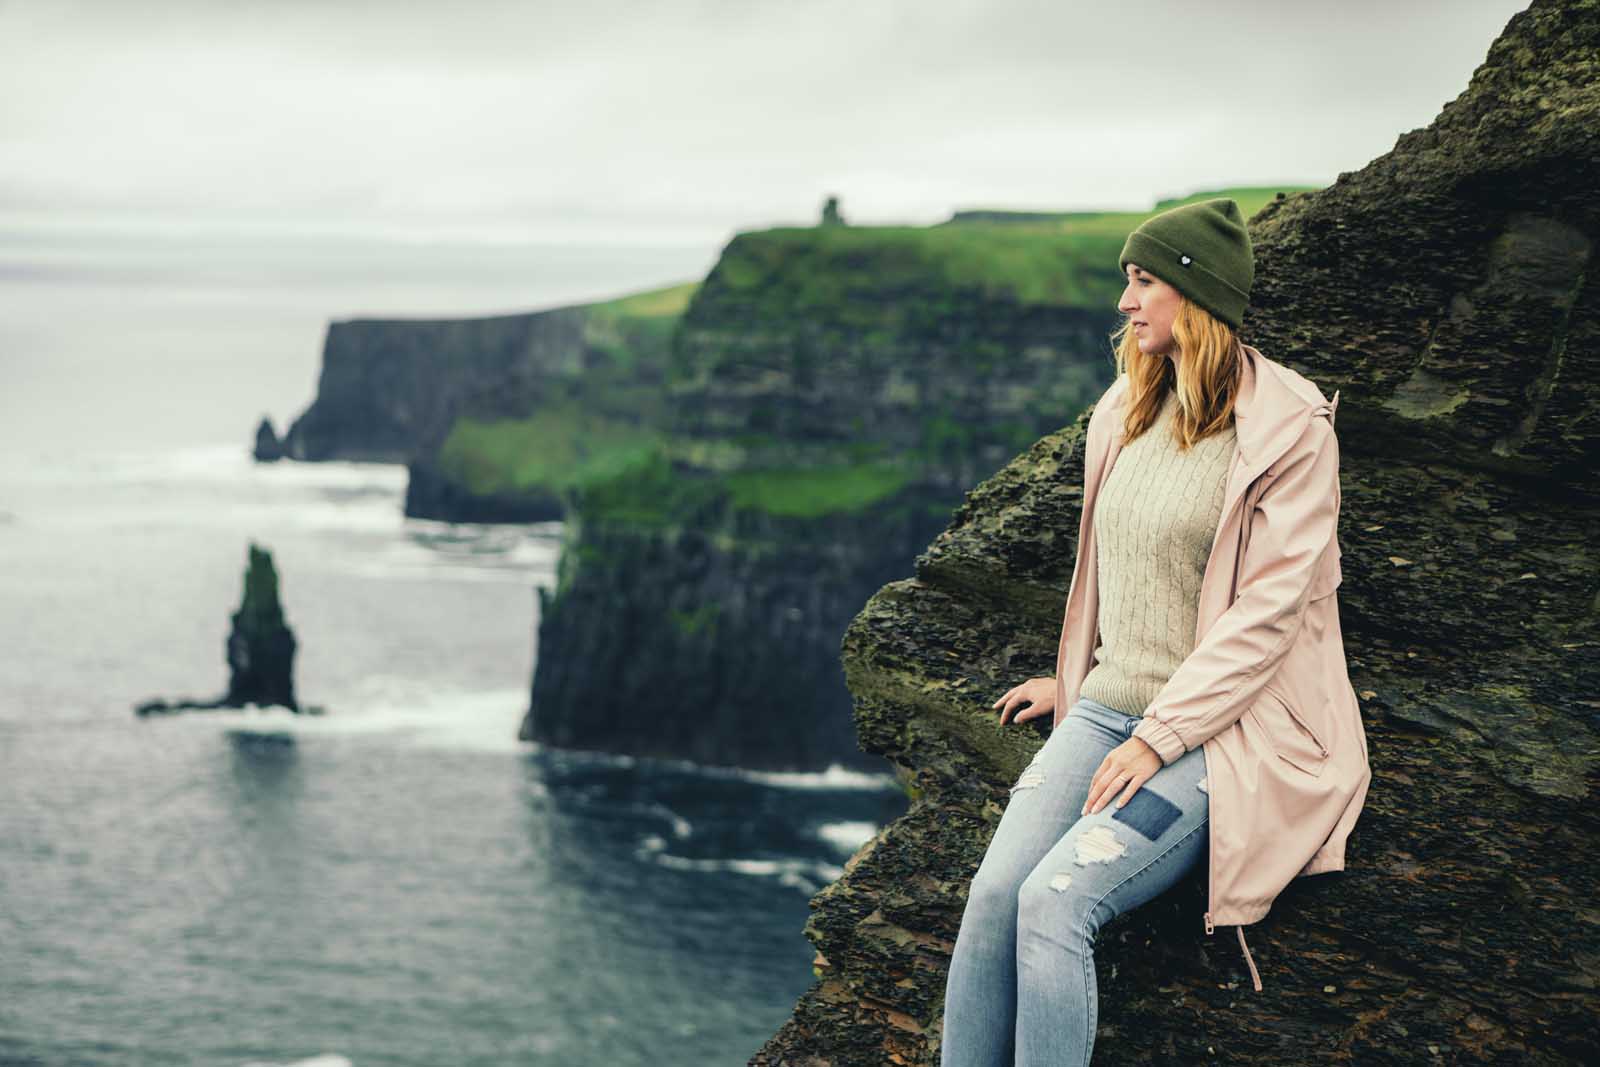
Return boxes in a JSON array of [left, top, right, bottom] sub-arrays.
[[1108, 295, 1241, 452]]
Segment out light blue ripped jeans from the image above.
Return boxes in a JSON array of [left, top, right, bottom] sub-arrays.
[[940, 696, 1210, 1067]]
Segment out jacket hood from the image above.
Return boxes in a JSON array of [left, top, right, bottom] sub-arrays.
[[1103, 343, 1338, 472]]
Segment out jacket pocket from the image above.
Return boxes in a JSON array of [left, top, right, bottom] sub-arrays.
[[1250, 685, 1330, 777]]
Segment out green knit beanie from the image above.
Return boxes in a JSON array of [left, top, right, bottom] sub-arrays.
[[1119, 197, 1254, 329]]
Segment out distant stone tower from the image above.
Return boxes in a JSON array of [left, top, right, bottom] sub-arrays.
[[820, 195, 846, 226]]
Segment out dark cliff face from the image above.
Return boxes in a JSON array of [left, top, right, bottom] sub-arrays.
[[278, 284, 693, 525], [668, 228, 1119, 491], [519, 227, 1123, 771], [755, 1, 1600, 1063], [284, 307, 590, 464], [524, 492, 957, 771]]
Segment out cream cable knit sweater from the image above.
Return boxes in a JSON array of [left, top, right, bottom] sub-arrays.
[[1078, 388, 1237, 718]]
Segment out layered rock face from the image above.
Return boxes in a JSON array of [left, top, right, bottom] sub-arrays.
[[666, 229, 1118, 492], [283, 306, 590, 464], [278, 285, 691, 524], [519, 228, 1121, 770], [525, 485, 959, 770], [755, 1, 1600, 1062]]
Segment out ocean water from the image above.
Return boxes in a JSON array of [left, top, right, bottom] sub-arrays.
[[0, 232, 909, 1066]]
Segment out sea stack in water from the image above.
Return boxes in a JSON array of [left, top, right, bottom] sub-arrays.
[[224, 543, 298, 711], [253, 416, 284, 461], [135, 543, 310, 716]]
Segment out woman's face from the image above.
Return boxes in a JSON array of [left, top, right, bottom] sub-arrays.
[[1118, 262, 1182, 360]]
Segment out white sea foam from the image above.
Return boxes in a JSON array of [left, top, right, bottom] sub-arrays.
[[640, 801, 693, 838], [239, 1054, 354, 1067], [815, 820, 879, 854], [730, 762, 898, 791], [511, 743, 898, 792], [151, 680, 532, 754], [147, 677, 905, 786], [1, 444, 565, 584], [636, 845, 846, 895], [338, 522, 563, 584]]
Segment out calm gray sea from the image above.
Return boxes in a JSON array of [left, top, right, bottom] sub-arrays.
[[0, 230, 908, 1066]]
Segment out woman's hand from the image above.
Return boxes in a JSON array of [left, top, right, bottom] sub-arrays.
[[1082, 737, 1162, 815], [991, 677, 1056, 725]]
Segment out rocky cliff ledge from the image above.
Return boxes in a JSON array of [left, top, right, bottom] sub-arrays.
[[755, 1, 1600, 1062]]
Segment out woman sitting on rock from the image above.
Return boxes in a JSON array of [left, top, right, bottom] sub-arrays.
[[940, 197, 1371, 1065]]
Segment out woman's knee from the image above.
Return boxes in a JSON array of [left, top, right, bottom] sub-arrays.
[[1016, 862, 1101, 945], [963, 861, 1027, 923]]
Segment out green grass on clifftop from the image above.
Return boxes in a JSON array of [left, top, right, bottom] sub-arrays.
[[712, 222, 1122, 309], [438, 404, 661, 498], [722, 459, 913, 518], [582, 280, 698, 372], [437, 186, 1320, 516], [712, 185, 1319, 311], [572, 443, 919, 526]]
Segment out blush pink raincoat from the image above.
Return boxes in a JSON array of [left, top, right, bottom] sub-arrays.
[[1052, 343, 1371, 992]]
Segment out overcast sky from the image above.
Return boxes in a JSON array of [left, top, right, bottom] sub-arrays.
[[0, 0, 1532, 246]]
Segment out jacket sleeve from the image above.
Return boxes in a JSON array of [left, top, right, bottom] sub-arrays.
[[1131, 413, 1342, 764]]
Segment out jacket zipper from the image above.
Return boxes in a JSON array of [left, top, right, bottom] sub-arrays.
[[1203, 745, 1215, 937], [1191, 386, 1335, 987]]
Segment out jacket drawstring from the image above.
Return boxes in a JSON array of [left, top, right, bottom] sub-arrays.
[[1206, 912, 1264, 992], [1236, 925, 1263, 992]]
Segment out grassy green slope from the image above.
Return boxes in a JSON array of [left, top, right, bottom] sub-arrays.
[[432, 280, 696, 500], [437, 185, 1321, 518]]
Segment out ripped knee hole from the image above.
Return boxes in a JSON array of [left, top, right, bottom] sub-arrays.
[[1009, 755, 1046, 794], [1072, 824, 1128, 866]]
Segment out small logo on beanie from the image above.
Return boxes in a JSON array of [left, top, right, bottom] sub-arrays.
[[1179, 254, 1193, 266]]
